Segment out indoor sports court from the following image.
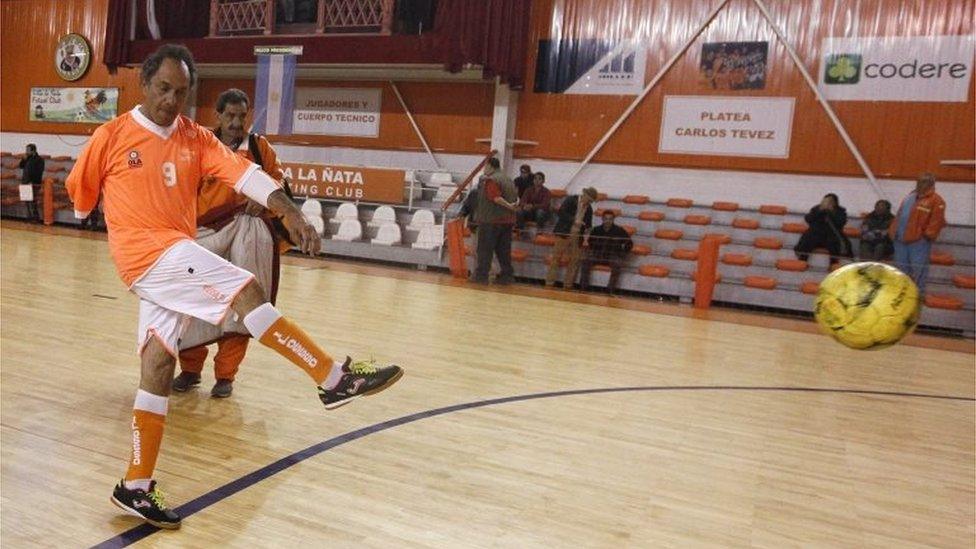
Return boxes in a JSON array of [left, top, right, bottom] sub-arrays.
[[1, 1, 974, 548]]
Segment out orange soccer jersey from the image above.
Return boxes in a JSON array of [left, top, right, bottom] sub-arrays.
[[66, 107, 258, 286]]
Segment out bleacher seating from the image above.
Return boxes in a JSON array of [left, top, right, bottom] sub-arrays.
[[300, 199, 325, 236], [371, 222, 402, 246], [331, 202, 358, 224], [332, 219, 362, 242], [368, 205, 397, 227], [408, 209, 436, 230], [412, 224, 443, 250]]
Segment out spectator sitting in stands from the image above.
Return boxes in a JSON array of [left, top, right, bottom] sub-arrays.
[[516, 172, 552, 232], [580, 211, 633, 295], [793, 193, 852, 266], [858, 199, 894, 260], [513, 164, 533, 197]]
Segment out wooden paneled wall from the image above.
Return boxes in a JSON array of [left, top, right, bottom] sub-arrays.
[[0, 0, 142, 136]]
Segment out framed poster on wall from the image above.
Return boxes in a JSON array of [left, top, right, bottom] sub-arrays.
[[29, 87, 118, 123]]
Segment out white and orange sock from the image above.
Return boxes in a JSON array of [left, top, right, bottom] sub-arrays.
[[124, 389, 168, 491], [242, 303, 342, 388]]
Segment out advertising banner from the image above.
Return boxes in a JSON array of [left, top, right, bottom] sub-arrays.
[[281, 162, 405, 204], [659, 96, 795, 158], [29, 87, 118, 123], [292, 88, 382, 137], [534, 39, 647, 95], [818, 36, 974, 102]]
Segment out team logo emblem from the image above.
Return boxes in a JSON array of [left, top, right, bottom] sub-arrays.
[[127, 150, 143, 168], [824, 54, 862, 84]]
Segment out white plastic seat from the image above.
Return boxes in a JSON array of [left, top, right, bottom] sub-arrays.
[[429, 172, 454, 186], [332, 219, 362, 242], [300, 199, 325, 236], [411, 224, 443, 250], [371, 222, 402, 246], [408, 209, 436, 230], [368, 205, 397, 227], [331, 202, 358, 224]]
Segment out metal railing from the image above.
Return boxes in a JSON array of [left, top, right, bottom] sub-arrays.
[[209, 0, 394, 37]]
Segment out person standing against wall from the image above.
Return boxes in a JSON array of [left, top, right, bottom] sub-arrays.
[[18, 144, 44, 222], [890, 173, 946, 293]]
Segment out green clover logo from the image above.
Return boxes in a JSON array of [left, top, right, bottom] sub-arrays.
[[824, 54, 861, 84]]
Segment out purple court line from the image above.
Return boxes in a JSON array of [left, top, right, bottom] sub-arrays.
[[91, 385, 974, 548]]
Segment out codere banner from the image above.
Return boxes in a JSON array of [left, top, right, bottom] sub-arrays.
[[818, 35, 974, 102]]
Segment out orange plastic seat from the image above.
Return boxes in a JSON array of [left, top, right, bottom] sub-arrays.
[[843, 226, 860, 238], [776, 259, 808, 272], [654, 228, 683, 240], [744, 276, 777, 290], [595, 208, 622, 217], [666, 198, 693, 208], [754, 237, 783, 250], [0, 173, 15, 180], [952, 274, 976, 289], [544, 254, 570, 267], [711, 201, 739, 212], [623, 195, 649, 205], [703, 233, 732, 244], [638, 211, 665, 222], [671, 248, 698, 261], [631, 244, 651, 256], [924, 294, 964, 310], [533, 234, 556, 246], [51, 155, 73, 161], [621, 225, 637, 236], [638, 265, 670, 277], [592, 264, 612, 272], [781, 222, 808, 234], [800, 281, 820, 294], [684, 214, 711, 226], [759, 204, 788, 215], [549, 189, 567, 199], [732, 218, 760, 230], [694, 271, 721, 284], [721, 253, 753, 266], [511, 249, 529, 262], [930, 251, 955, 266]]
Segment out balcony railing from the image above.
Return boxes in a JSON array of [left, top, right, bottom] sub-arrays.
[[209, 0, 394, 37]]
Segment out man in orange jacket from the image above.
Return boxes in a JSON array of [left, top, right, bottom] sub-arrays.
[[889, 173, 946, 293], [173, 88, 289, 397]]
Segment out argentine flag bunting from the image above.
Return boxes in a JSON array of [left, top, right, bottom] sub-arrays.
[[252, 54, 296, 135]]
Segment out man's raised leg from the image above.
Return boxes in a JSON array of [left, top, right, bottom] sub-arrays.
[[231, 281, 403, 409]]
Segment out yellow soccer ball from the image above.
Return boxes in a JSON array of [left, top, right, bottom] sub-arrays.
[[814, 262, 921, 350]]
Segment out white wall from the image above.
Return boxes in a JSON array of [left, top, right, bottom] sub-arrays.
[[4, 131, 973, 224]]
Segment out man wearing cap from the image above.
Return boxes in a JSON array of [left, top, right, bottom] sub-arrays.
[[890, 173, 946, 293], [545, 187, 597, 289]]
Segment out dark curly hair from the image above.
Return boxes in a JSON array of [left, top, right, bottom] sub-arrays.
[[141, 44, 197, 87], [216, 88, 250, 113]]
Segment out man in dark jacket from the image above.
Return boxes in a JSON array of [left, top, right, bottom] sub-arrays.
[[793, 193, 851, 266], [513, 164, 533, 198], [545, 186, 597, 289], [580, 211, 633, 294], [471, 157, 519, 284], [18, 144, 44, 222]]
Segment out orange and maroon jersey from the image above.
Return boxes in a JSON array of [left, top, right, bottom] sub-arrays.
[[196, 133, 283, 224], [66, 107, 258, 286]]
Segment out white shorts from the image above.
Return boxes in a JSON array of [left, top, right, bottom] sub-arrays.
[[132, 239, 255, 356]]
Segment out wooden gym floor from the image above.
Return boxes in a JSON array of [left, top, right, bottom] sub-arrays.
[[1, 222, 973, 548]]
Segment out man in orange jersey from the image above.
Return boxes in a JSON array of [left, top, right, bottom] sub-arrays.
[[66, 45, 403, 530], [174, 88, 288, 398]]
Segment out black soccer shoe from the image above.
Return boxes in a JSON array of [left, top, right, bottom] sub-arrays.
[[110, 479, 181, 529], [318, 357, 403, 410], [172, 372, 201, 392]]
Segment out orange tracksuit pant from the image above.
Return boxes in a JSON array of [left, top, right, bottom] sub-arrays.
[[178, 334, 249, 381]]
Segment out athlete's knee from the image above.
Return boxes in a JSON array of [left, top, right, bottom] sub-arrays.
[[231, 279, 268, 317], [140, 335, 177, 395]]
